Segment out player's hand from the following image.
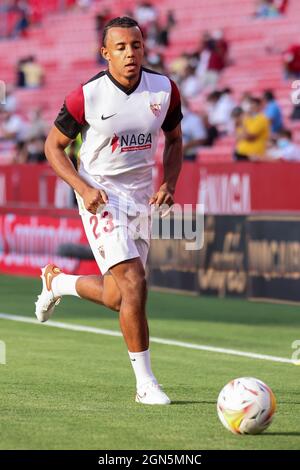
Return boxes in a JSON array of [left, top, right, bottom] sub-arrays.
[[149, 185, 174, 217], [82, 187, 108, 215]]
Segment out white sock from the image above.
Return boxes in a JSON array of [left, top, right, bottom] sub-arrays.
[[51, 273, 81, 298], [128, 349, 157, 390]]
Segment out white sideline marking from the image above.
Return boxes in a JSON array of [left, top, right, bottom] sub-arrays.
[[0, 312, 294, 364]]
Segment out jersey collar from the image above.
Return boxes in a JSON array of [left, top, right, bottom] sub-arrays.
[[106, 69, 142, 95]]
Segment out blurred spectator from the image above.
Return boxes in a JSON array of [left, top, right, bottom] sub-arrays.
[[20, 108, 47, 163], [0, 106, 49, 163], [267, 129, 300, 161], [161, 9, 176, 45], [19, 56, 44, 88], [207, 91, 222, 123], [290, 103, 300, 121], [195, 31, 212, 77], [180, 65, 201, 99], [95, 8, 111, 64], [283, 44, 300, 79], [263, 90, 283, 133], [212, 29, 228, 64], [1, 84, 17, 113], [0, 109, 29, 162], [195, 30, 229, 88], [290, 73, 300, 120], [206, 88, 236, 134], [169, 52, 190, 82], [240, 91, 253, 113], [255, 0, 280, 18], [144, 20, 162, 48], [144, 50, 166, 74], [76, 0, 92, 11], [273, 0, 289, 14], [0, 0, 31, 38], [144, 10, 175, 48], [202, 114, 219, 147], [181, 99, 207, 161], [26, 108, 47, 140], [232, 98, 270, 161], [232, 107, 246, 160], [11, 1, 30, 38], [134, 2, 158, 31], [0, 2, 10, 38], [95, 8, 111, 41], [26, 136, 46, 163], [16, 58, 26, 87]]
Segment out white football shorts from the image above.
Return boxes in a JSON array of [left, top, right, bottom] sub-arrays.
[[75, 190, 150, 275]]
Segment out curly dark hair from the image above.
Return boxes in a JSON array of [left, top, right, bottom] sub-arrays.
[[102, 16, 143, 47]]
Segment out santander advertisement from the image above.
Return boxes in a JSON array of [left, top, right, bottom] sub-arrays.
[[0, 212, 98, 276]]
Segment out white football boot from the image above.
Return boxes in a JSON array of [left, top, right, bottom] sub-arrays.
[[35, 264, 62, 322], [135, 381, 171, 405]]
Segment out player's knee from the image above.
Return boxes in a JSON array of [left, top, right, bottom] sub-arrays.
[[107, 297, 122, 312], [122, 270, 147, 299], [103, 292, 122, 312]]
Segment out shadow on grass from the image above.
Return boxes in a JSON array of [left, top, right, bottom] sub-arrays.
[[171, 400, 216, 405], [263, 432, 300, 436]]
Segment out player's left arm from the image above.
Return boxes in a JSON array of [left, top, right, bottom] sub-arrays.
[[150, 79, 183, 209], [149, 124, 183, 208]]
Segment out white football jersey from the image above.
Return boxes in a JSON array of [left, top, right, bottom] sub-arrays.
[[55, 67, 182, 207]]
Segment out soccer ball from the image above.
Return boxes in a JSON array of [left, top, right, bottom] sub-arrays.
[[217, 377, 276, 435]]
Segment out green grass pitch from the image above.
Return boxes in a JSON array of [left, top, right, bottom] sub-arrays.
[[0, 274, 300, 450]]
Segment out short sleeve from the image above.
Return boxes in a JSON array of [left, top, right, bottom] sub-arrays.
[[54, 85, 86, 139], [161, 79, 183, 132]]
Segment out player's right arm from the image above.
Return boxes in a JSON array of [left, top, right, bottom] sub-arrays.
[[45, 126, 107, 214], [45, 82, 108, 214]]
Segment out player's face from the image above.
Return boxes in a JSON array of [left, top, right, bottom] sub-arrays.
[[101, 27, 144, 85]]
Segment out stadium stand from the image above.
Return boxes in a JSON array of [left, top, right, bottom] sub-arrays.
[[0, 0, 300, 164]]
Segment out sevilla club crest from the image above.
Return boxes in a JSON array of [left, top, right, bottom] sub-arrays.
[[150, 103, 161, 117]]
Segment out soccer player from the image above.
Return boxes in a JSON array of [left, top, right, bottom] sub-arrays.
[[35, 16, 183, 405]]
